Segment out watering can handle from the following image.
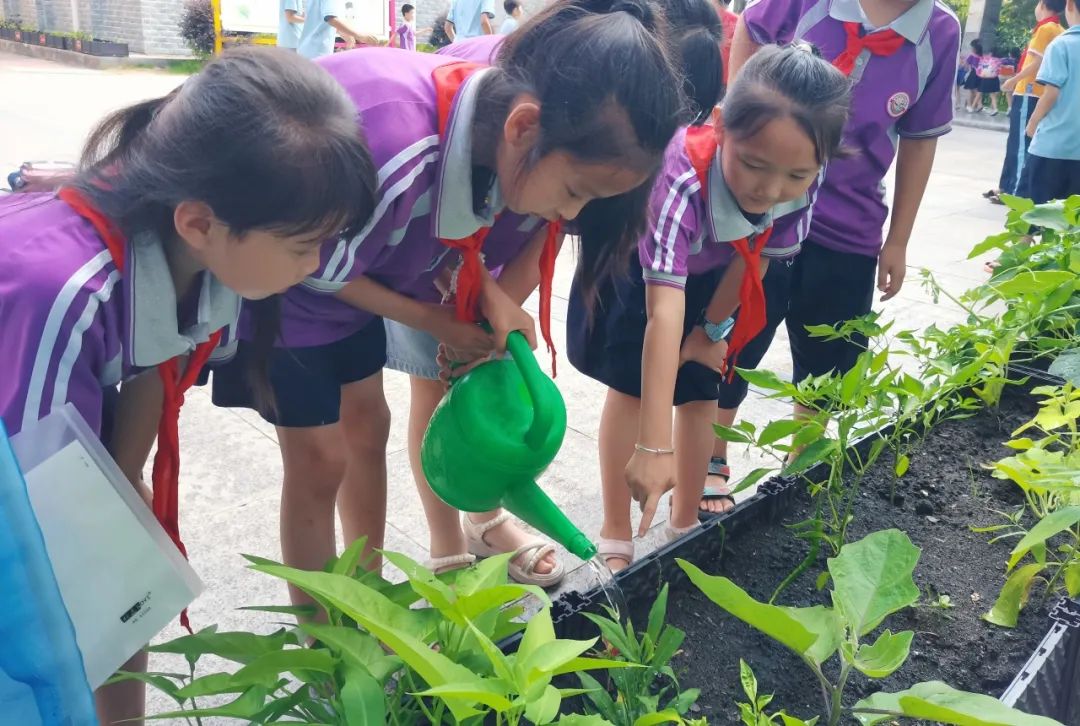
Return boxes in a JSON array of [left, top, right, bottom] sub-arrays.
[[505, 331, 556, 450]]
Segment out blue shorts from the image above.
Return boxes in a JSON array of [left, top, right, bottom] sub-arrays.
[[384, 320, 441, 380], [209, 317, 387, 428]]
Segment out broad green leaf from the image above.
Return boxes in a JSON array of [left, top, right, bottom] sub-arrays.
[[968, 232, 1016, 259], [103, 671, 182, 702], [731, 468, 774, 496], [678, 560, 819, 658], [984, 563, 1046, 627], [1008, 507, 1080, 570], [144, 686, 269, 720], [854, 681, 1064, 725], [414, 680, 513, 711], [577, 672, 618, 722], [848, 629, 913, 678], [674, 687, 701, 713], [1048, 350, 1080, 385], [894, 454, 910, 478], [739, 659, 758, 702], [238, 603, 319, 619], [298, 623, 401, 682], [991, 270, 1076, 300], [759, 419, 807, 447], [146, 626, 294, 664], [1022, 201, 1070, 230], [333, 536, 370, 576], [452, 551, 513, 595], [523, 639, 599, 676], [784, 439, 837, 476], [828, 529, 921, 636], [736, 368, 790, 392], [583, 612, 636, 658], [550, 656, 639, 676], [232, 648, 335, 686], [525, 684, 562, 724], [646, 583, 670, 645], [340, 666, 385, 725], [783, 605, 843, 664], [651, 626, 686, 671], [999, 193, 1035, 214], [382, 550, 457, 613], [714, 424, 754, 444], [518, 604, 557, 663], [1066, 563, 1080, 598], [558, 715, 616, 725], [634, 711, 685, 725], [173, 672, 275, 700], [779, 714, 819, 726], [458, 583, 548, 621]]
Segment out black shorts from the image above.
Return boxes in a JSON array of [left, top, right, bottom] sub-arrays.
[[980, 76, 1001, 93], [567, 258, 726, 405], [1025, 154, 1080, 205], [715, 239, 878, 408], [210, 316, 387, 428], [963, 72, 980, 90]]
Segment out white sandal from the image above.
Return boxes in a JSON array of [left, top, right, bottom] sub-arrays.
[[664, 521, 699, 543], [597, 538, 635, 571], [426, 552, 476, 575], [463, 511, 566, 588]]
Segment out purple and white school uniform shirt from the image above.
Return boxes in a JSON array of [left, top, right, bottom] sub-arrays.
[[0, 193, 239, 438], [743, 0, 960, 257], [270, 48, 545, 349], [640, 127, 810, 289], [435, 33, 503, 63]]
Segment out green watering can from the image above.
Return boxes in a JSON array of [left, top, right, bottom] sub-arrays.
[[421, 332, 598, 562]]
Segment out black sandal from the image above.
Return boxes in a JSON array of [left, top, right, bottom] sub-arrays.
[[698, 456, 736, 522]]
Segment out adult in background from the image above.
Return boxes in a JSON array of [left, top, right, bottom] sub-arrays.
[[444, 0, 496, 40], [984, 0, 1065, 203], [297, 0, 380, 58], [279, 0, 305, 50]]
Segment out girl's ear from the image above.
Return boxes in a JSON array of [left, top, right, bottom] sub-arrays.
[[503, 94, 542, 150], [173, 200, 216, 252]]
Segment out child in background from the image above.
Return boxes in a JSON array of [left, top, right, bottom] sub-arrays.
[[393, 3, 418, 50], [975, 45, 1002, 115], [402, 0, 722, 582], [279, 0, 305, 49], [567, 45, 851, 568], [962, 39, 982, 112], [501, 0, 525, 33], [0, 48, 376, 726], [709, 0, 960, 513], [1024, 0, 1080, 204], [211, 0, 683, 596]]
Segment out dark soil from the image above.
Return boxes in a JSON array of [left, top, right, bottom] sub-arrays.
[[631, 388, 1056, 722]]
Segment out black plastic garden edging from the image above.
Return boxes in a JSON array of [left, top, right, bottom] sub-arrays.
[[1000, 597, 1080, 726]]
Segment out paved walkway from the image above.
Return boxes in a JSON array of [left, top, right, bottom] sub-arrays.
[[0, 53, 1013, 717]]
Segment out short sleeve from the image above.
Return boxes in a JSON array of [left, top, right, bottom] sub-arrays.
[[1029, 24, 1058, 57], [446, 0, 458, 25], [897, 20, 960, 139], [482, 0, 496, 17], [0, 261, 109, 438], [321, 0, 345, 20], [1036, 37, 1068, 87], [283, 0, 300, 12], [741, 0, 801, 46], [638, 156, 704, 289]]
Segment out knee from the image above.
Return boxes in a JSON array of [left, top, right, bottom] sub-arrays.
[[341, 397, 391, 455], [281, 435, 346, 501]]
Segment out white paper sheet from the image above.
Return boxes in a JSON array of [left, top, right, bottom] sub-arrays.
[[23, 439, 203, 688]]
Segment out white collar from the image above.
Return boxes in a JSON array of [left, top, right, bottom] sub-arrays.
[[828, 0, 935, 43], [432, 67, 505, 240]]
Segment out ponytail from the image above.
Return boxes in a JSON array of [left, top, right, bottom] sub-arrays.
[[658, 0, 725, 124]]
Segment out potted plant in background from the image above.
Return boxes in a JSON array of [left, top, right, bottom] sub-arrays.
[[87, 37, 128, 56]]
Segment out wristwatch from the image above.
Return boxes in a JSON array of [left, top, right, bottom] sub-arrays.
[[698, 312, 735, 343]]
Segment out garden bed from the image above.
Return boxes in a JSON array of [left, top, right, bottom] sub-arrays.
[[544, 383, 1076, 722]]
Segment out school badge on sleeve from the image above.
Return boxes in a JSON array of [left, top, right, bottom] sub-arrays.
[[887, 91, 911, 118]]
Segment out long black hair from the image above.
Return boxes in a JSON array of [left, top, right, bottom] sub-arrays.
[[659, 0, 725, 123], [72, 46, 377, 407], [723, 43, 852, 166], [476, 0, 683, 301]]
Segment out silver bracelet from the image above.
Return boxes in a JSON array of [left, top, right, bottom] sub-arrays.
[[635, 443, 675, 455]]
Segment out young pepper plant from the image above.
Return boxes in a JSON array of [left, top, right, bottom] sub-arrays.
[[677, 529, 1062, 726], [980, 384, 1080, 627]]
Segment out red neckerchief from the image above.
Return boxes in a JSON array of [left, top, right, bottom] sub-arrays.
[[431, 61, 560, 375], [58, 186, 221, 634], [1019, 16, 1061, 70], [831, 21, 906, 76], [684, 125, 771, 380]]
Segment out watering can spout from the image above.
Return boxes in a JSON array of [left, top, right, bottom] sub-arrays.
[[502, 480, 598, 562]]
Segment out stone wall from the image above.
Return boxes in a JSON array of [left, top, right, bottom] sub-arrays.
[[1, 0, 189, 55]]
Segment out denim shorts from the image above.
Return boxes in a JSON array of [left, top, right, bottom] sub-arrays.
[[384, 320, 441, 380]]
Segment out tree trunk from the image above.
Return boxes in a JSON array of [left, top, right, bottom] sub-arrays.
[[979, 0, 1004, 51]]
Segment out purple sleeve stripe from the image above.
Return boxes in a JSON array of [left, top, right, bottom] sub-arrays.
[[18, 249, 115, 434], [316, 136, 442, 285], [648, 170, 700, 276]]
